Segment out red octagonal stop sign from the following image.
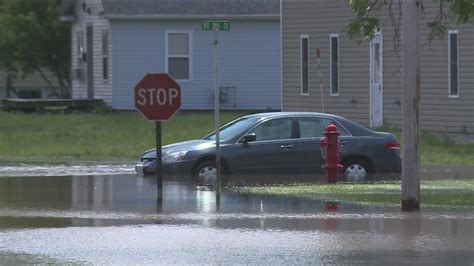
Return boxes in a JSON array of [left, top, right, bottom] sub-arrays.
[[134, 73, 181, 121]]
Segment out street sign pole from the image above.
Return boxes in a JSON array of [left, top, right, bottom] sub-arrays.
[[155, 121, 163, 205], [202, 20, 230, 208], [214, 27, 221, 206]]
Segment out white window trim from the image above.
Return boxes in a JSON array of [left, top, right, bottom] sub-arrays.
[[448, 30, 459, 98], [330, 33, 339, 96], [165, 30, 193, 81], [300, 34, 310, 96]]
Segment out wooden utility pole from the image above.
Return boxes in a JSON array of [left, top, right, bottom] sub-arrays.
[[400, 0, 421, 211]]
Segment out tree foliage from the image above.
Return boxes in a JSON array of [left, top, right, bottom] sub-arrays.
[[346, 0, 387, 42], [347, 0, 474, 45], [0, 0, 71, 98]]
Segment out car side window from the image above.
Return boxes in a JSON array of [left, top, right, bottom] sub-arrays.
[[299, 117, 350, 138], [249, 118, 292, 141], [327, 119, 350, 136], [299, 117, 325, 138]]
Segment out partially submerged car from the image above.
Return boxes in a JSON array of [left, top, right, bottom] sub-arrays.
[[135, 112, 401, 183]]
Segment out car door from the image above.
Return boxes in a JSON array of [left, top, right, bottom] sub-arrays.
[[227, 117, 300, 174]]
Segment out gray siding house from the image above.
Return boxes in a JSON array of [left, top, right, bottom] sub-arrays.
[[282, 0, 473, 141], [61, 0, 281, 110]]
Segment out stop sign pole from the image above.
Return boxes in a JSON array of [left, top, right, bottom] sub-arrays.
[[135, 73, 181, 204]]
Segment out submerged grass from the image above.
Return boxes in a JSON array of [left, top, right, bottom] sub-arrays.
[[236, 179, 474, 207], [0, 110, 250, 163]]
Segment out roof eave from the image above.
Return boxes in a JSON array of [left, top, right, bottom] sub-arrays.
[[105, 14, 280, 21]]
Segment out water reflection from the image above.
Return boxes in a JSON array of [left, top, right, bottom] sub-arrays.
[[0, 174, 473, 232], [0, 174, 473, 264]]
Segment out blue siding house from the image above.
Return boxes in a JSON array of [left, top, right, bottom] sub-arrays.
[[61, 0, 281, 110]]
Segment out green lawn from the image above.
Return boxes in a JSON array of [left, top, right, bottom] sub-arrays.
[[0, 110, 249, 163], [236, 179, 474, 207], [0, 110, 473, 164], [377, 126, 474, 165]]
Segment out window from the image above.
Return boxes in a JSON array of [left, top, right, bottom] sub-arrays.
[[299, 117, 326, 138], [18, 89, 42, 99], [330, 34, 339, 95], [448, 30, 459, 97], [300, 35, 309, 95], [77, 31, 84, 63], [298, 117, 350, 139], [167, 32, 191, 80], [249, 118, 293, 141], [102, 29, 109, 81], [373, 43, 382, 84]]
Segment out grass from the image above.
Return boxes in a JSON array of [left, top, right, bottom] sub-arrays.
[[0, 110, 250, 163], [236, 179, 474, 207], [0, 110, 473, 165], [377, 126, 474, 165]]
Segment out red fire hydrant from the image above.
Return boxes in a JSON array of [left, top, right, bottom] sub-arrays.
[[320, 123, 343, 183]]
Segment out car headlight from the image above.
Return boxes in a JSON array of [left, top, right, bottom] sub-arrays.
[[162, 151, 188, 163]]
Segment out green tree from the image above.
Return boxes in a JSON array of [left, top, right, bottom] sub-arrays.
[[346, 0, 474, 211], [347, 0, 474, 49], [0, 0, 71, 98]]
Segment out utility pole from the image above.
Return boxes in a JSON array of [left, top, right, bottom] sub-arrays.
[[400, 0, 421, 211]]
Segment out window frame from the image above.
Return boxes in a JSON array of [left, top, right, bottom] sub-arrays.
[[448, 30, 459, 98], [330, 33, 339, 96], [102, 29, 109, 82], [300, 34, 310, 96], [165, 30, 193, 81]]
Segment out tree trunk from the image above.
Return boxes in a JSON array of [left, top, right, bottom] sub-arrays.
[[401, 0, 421, 211]]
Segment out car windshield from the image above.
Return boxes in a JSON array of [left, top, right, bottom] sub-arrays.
[[204, 116, 260, 141]]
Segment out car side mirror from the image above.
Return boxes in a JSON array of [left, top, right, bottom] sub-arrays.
[[241, 133, 257, 143]]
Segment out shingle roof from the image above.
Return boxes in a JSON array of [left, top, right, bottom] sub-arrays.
[[102, 0, 279, 17]]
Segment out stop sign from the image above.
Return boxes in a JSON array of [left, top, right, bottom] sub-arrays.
[[134, 73, 181, 121]]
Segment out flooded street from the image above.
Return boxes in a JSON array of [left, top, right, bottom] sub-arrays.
[[0, 163, 135, 177], [0, 167, 473, 264]]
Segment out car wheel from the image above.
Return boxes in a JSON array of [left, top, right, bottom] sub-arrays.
[[342, 158, 371, 182], [193, 161, 217, 186]]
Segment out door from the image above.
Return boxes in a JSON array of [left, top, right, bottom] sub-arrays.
[[228, 117, 300, 174], [86, 25, 94, 99], [370, 32, 383, 128]]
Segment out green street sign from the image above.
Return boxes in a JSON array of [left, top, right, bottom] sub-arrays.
[[201, 21, 231, 31]]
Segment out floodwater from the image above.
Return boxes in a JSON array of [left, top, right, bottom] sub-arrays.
[[0, 162, 135, 177], [0, 166, 474, 264]]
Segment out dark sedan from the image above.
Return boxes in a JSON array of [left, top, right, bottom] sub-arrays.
[[135, 112, 401, 183]]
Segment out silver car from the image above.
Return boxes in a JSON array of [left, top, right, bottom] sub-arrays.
[[135, 112, 401, 183]]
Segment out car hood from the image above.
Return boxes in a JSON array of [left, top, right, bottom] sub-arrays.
[[141, 139, 215, 159]]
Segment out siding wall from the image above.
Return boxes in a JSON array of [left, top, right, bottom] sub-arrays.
[[111, 20, 281, 110], [0, 71, 58, 98], [70, 0, 113, 105], [282, 0, 474, 138]]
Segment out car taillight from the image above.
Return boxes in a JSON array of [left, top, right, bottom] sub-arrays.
[[385, 142, 400, 149]]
